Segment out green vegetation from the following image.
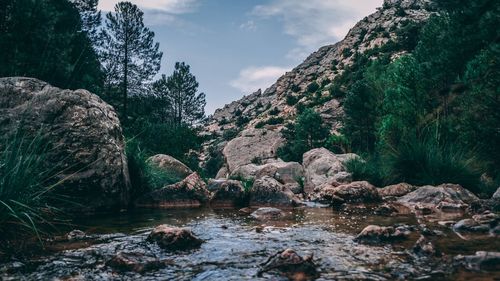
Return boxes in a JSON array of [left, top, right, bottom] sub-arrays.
[[278, 109, 329, 162], [0, 130, 62, 244], [341, 0, 500, 195], [255, 116, 284, 128]]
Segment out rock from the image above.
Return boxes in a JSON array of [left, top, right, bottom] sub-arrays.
[[302, 148, 358, 194], [492, 187, 500, 200], [378, 183, 416, 197], [0, 77, 130, 211], [215, 166, 229, 179], [135, 173, 211, 208], [454, 251, 500, 272], [413, 235, 436, 256], [209, 179, 248, 208], [106, 252, 164, 273], [223, 128, 284, 173], [250, 207, 286, 220], [255, 161, 305, 194], [67, 230, 86, 241], [250, 176, 302, 207], [453, 212, 498, 233], [258, 249, 318, 280], [147, 154, 193, 183], [147, 225, 203, 251], [354, 225, 410, 244], [238, 207, 253, 215], [230, 164, 261, 179], [397, 184, 480, 214], [317, 181, 381, 204]]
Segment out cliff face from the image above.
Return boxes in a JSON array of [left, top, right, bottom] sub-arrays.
[[202, 0, 437, 175]]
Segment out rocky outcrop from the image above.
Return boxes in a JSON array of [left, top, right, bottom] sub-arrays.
[[222, 128, 284, 173], [202, 0, 436, 168], [209, 179, 248, 208], [147, 154, 193, 182], [378, 183, 416, 197], [316, 181, 381, 204], [249, 176, 302, 207], [302, 148, 357, 194], [147, 225, 203, 251], [0, 77, 130, 211], [397, 184, 480, 214], [135, 173, 210, 208]]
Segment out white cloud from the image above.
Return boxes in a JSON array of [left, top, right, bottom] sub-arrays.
[[98, 0, 199, 14], [252, 0, 382, 61], [240, 20, 257, 31], [230, 66, 291, 94]]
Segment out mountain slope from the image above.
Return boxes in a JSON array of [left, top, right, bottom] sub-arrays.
[[202, 0, 437, 176]]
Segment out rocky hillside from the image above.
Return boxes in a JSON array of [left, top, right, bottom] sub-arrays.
[[202, 0, 437, 176]]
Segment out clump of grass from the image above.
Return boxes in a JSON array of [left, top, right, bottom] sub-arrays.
[[126, 139, 184, 200], [0, 130, 61, 244]]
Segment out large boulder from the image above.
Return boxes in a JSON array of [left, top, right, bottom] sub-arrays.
[[147, 154, 192, 183], [302, 148, 358, 194], [0, 77, 130, 211], [354, 225, 411, 244], [231, 161, 305, 194], [209, 179, 248, 208], [250, 207, 286, 221], [135, 173, 210, 208], [249, 176, 302, 207], [397, 184, 480, 213], [317, 181, 381, 204], [223, 128, 284, 173]]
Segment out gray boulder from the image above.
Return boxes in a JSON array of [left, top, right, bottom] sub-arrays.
[[317, 181, 381, 204], [147, 154, 192, 183], [223, 128, 284, 173], [250, 207, 286, 220], [397, 184, 480, 213], [0, 77, 130, 211], [378, 183, 416, 198], [249, 176, 302, 207], [135, 173, 211, 208], [302, 148, 358, 194]]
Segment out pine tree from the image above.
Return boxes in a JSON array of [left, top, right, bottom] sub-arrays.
[[100, 2, 163, 120], [152, 62, 206, 126]]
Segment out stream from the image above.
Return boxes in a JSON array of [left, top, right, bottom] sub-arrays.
[[1, 205, 499, 280]]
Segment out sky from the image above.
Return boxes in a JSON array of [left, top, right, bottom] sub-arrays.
[[98, 0, 383, 114]]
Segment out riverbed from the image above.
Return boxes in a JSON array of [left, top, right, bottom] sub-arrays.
[[1, 205, 499, 280]]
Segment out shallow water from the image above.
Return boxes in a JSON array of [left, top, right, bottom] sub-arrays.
[[1, 205, 499, 280]]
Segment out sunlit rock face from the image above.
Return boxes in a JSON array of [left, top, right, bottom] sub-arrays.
[[0, 77, 130, 212]]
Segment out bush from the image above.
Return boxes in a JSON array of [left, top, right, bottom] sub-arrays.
[[345, 157, 387, 187], [269, 107, 280, 116], [307, 81, 320, 93], [255, 117, 284, 128], [222, 128, 239, 140], [203, 145, 224, 178], [291, 84, 301, 93], [235, 116, 250, 126], [286, 95, 299, 106]]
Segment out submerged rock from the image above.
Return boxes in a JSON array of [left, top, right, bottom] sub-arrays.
[[258, 249, 318, 280], [317, 181, 381, 204], [249, 176, 302, 207], [147, 154, 193, 183], [454, 251, 500, 272], [453, 212, 498, 233], [135, 173, 211, 208], [354, 225, 411, 244], [0, 77, 130, 211], [209, 179, 248, 208], [106, 252, 165, 273], [250, 207, 286, 220], [67, 230, 87, 241], [413, 235, 436, 256], [147, 225, 203, 251], [302, 148, 358, 194]]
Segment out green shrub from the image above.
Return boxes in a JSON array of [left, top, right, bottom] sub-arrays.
[[307, 81, 320, 93], [291, 84, 301, 93], [286, 95, 299, 106], [269, 107, 280, 116], [255, 117, 284, 128], [345, 157, 387, 187], [222, 128, 239, 140]]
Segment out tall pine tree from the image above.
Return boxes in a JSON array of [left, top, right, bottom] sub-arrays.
[[152, 62, 206, 126], [100, 2, 162, 120]]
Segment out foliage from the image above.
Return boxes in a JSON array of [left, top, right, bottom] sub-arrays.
[[278, 109, 330, 162], [286, 95, 299, 106], [222, 128, 239, 141], [0, 0, 103, 93], [0, 130, 63, 243], [255, 117, 284, 128], [100, 1, 163, 119], [152, 62, 206, 126], [203, 145, 224, 178], [307, 82, 320, 93]]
